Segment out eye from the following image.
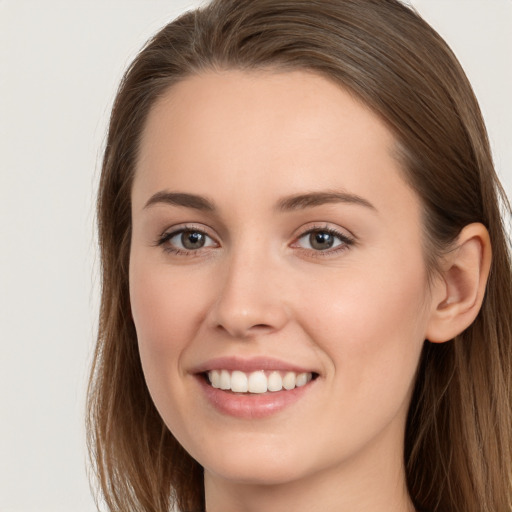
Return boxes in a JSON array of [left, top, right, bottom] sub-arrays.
[[158, 228, 217, 253], [294, 227, 353, 252]]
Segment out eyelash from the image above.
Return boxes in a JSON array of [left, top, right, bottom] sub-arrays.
[[155, 224, 355, 257], [293, 225, 355, 258], [155, 225, 217, 257]]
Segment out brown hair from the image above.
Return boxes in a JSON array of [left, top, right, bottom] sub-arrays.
[[87, 1, 512, 511]]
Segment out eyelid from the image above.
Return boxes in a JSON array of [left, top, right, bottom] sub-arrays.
[[157, 222, 210, 239], [155, 223, 220, 254], [154, 222, 355, 257], [292, 222, 355, 240], [290, 223, 356, 254]]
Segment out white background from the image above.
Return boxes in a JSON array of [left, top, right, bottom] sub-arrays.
[[0, 1, 510, 511]]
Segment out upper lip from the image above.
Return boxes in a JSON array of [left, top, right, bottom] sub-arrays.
[[190, 356, 317, 375]]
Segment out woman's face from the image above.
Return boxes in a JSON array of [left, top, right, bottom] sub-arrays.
[[130, 69, 439, 487]]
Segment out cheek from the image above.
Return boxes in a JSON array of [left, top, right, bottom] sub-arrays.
[[300, 250, 429, 399], [130, 258, 203, 351], [128, 253, 213, 409], [128, 253, 214, 429]]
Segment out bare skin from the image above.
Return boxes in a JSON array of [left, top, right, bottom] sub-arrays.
[[129, 69, 490, 512]]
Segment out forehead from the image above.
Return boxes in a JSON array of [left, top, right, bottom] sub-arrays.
[[137, 68, 395, 170], [133, 69, 417, 220]]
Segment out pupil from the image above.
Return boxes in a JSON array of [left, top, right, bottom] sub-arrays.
[[182, 231, 205, 249], [310, 231, 333, 250]]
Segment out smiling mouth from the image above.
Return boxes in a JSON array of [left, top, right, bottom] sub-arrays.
[[205, 370, 318, 394]]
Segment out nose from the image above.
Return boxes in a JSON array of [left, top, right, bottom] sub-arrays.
[[208, 249, 290, 339]]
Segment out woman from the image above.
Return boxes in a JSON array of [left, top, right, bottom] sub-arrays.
[[87, 1, 512, 511]]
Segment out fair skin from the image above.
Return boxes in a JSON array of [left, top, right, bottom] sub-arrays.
[[129, 69, 491, 512]]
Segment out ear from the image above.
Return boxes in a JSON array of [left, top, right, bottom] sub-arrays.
[[426, 223, 492, 343]]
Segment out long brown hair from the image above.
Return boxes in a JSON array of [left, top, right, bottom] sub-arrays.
[[87, 1, 512, 511]]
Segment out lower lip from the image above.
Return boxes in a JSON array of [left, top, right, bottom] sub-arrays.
[[196, 375, 316, 419]]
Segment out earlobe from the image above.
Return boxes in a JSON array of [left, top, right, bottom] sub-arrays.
[[426, 223, 492, 343]]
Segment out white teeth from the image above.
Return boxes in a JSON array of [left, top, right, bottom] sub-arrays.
[[296, 372, 309, 387], [248, 371, 268, 393], [282, 372, 296, 390], [230, 371, 248, 392], [206, 369, 313, 394], [210, 370, 221, 389], [267, 371, 283, 392], [219, 369, 231, 390]]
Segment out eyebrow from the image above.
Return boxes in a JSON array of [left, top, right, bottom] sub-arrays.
[[143, 189, 376, 213], [276, 191, 376, 212], [144, 191, 215, 211]]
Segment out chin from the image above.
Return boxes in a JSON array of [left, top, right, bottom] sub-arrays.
[[198, 440, 311, 486]]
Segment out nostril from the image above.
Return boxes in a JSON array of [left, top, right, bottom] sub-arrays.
[[214, 322, 273, 334], [209, 296, 289, 338]]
